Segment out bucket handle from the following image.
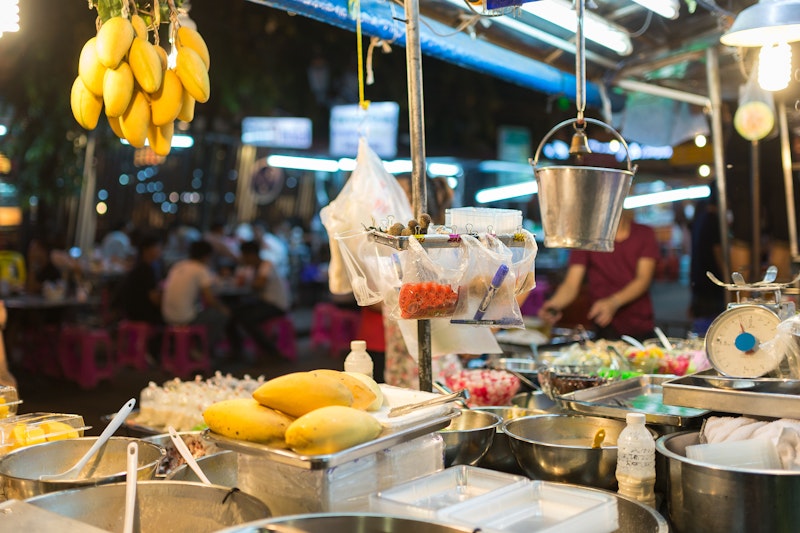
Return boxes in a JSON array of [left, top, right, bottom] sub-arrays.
[[531, 117, 637, 174]]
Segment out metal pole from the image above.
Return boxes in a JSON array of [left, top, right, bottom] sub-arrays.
[[706, 47, 731, 285], [778, 102, 799, 269], [751, 140, 760, 281], [404, 0, 432, 392], [75, 134, 98, 253]]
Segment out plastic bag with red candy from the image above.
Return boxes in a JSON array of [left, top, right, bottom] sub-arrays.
[[444, 369, 520, 407]]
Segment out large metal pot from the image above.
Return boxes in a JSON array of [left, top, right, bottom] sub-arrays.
[[0, 437, 163, 499], [26, 480, 270, 532], [657, 430, 800, 533], [167, 450, 238, 487], [473, 406, 536, 474], [217, 513, 479, 533]]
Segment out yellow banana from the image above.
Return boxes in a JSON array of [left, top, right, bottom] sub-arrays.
[[120, 89, 150, 148], [175, 46, 210, 103], [131, 14, 148, 39], [106, 114, 125, 139], [70, 76, 102, 130], [314, 370, 378, 411], [285, 405, 383, 455], [253, 371, 353, 418], [128, 37, 163, 94], [147, 120, 173, 156], [203, 398, 293, 447], [177, 91, 195, 122], [95, 16, 134, 69], [176, 26, 210, 70], [150, 69, 183, 126], [103, 61, 134, 118], [78, 37, 106, 97]]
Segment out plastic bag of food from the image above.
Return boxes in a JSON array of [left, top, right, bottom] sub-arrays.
[[734, 68, 775, 141], [509, 229, 538, 295]]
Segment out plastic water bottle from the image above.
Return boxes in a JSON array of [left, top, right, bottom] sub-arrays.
[[616, 412, 656, 507], [344, 340, 374, 378]]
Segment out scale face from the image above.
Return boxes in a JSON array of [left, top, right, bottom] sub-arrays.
[[705, 304, 783, 378]]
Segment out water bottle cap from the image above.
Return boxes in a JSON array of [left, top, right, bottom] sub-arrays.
[[351, 340, 367, 351], [626, 412, 646, 425]]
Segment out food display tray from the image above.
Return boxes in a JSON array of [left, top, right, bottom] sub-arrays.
[[204, 408, 460, 470], [557, 375, 709, 427], [661, 370, 800, 419]]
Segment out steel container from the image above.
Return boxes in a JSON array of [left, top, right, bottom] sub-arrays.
[[167, 449, 238, 488], [437, 409, 501, 467], [657, 430, 800, 533], [473, 406, 536, 474], [217, 513, 478, 533], [0, 437, 163, 499]]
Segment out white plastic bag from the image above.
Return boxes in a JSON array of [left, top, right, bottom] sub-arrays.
[[320, 137, 413, 300]]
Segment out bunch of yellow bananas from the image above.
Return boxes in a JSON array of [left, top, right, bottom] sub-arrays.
[[70, 14, 210, 156]]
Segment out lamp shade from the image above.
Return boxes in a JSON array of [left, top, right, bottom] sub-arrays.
[[721, 0, 800, 46]]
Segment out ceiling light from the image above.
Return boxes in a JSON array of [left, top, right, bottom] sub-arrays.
[[630, 0, 680, 20], [694, 134, 707, 147], [721, 0, 800, 47], [476, 181, 538, 204], [520, 0, 633, 56], [623, 185, 710, 209], [758, 42, 792, 90]]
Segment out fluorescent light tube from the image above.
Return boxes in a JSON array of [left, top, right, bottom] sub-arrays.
[[631, 0, 680, 19], [623, 185, 710, 209], [476, 181, 538, 203]]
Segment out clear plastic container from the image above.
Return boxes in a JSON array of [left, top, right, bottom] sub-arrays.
[[0, 413, 89, 454], [445, 207, 523, 234], [344, 340, 374, 378], [615, 412, 656, 507], [0, 385, 22, 419]]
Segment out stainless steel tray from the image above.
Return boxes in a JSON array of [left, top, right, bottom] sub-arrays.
[[662, 369, 800, 418], [557, 374, 710, 427], [204, 408, 460, 470]]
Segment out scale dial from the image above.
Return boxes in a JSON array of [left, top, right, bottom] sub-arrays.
[[705, 304, 783, 378]]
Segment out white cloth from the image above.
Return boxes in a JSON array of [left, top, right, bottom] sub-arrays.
[[161, 259, 216, 324]]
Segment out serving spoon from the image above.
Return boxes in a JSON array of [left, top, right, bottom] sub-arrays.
[[39, 398, 136, 481], [168, 426, 211, 485], [123, 441, 139, 533]]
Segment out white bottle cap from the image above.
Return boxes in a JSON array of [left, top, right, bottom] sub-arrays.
[[351, 340, 367, 351], [626, 412, 646, 425]]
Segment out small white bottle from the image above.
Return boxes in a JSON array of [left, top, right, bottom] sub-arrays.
[[616, 412, 656, 507], [344, 340, 374, 378]]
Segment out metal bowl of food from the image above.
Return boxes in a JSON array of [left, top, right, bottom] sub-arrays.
[[217, 513, 477, 533], [167, 449, 238, 488], [0, 437, 164, 500], [473, 406, 536, 474], [437, 409, 502, 467], [503, 414, 627, 489], [26, 480, 270, 532], [144, 430, 219, 477]]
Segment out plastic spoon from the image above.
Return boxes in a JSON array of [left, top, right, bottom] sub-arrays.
[[732, 272, 746, 286], [168, 426, 211, 485], [621, 335, 646, 351], [654, 326, 674, 351], [40, 398, 136, 481], [758, 265, 778, 285], [123, 441, 138, 533]]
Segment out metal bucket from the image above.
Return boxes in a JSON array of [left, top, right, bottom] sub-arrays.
[[530, 118, 636, 251]]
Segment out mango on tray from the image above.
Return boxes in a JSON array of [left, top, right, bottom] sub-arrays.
[[0, 413, 89, 454]]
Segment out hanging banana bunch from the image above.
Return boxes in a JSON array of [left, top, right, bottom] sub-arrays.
[[71, 0, 209, 157]]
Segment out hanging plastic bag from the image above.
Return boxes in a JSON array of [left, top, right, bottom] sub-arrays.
[[759, 314, 800, 379], [509, 229, 538, 295], [450, 234, 524, 328], [734, 66, 775, 142], [320, 137, 413, 302]]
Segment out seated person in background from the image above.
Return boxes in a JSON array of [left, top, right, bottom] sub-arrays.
[[117, 233, 165, 325], [25, 236, 62, 295], [226, 240, 290, 360], [204, 220, 240, 274], [161, 240, 230, 353]]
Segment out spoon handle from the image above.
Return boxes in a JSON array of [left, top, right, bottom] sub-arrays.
[[388, 389, 469, 418], [75, 398, 137, 474], [168, 426, 211, 485], [123, 442, 138, 533]]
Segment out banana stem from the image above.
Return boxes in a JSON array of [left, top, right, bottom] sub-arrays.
[[91, 0, 182, 23]]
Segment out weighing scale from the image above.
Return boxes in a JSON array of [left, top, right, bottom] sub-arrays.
[[704, 268, 800, 378]]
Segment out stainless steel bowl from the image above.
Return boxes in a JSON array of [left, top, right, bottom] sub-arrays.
[[473, 406, 536, 474], [26, 480, 270, 532], [0, 437, 164, 499], [144, 430, 220, 477], [437, 409, 502, 467], [167, 449, 238, 487], [217, 513, 477, 533], [510, 390, 560, 413], [657, 430, 800, 533], [503, 414, 627, 489]]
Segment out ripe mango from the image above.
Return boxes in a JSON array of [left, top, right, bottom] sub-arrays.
[[106, 113, 125, 139], [41, 421, 80, 441], [176, 26, 210, 70], [314, 369, 378, 411], [177, 91, 196, 122], [78, 37, 106, 97], [253, 371, 353, 418], [150, 69, 183, 126], [147, 120, 173, 156], [344, 371, 384, 411], [103, 61, 134, 117], [129, 37, 164, 94], [131, 14, 148, 39], [120, 89, 150, 148], [70, 76, 102, 130], [175, 46, 210, 103], [285, 405, 383, 455], [95, 16, 134, 69], [155, 45, 169, 71], [203, 398, 293, 447]]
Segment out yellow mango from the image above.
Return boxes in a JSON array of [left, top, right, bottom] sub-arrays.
[[131, 14, 148, 39], [314, 369, 378, 411], [285, 405, 382, 455], [253, 371, 353, 418], [129, 37, 163, 94], [155, 45, 169, 72], [70, 76, 102, 130], [344, 371, 384, 411], [203, 398, 293, 447], [176, 26, 210, 70], [120, 89, 150, 148], [41, 421, 80, 441], [147, 120, 173, 157], [150, 69, 183, 126], [95, 16, 134, 69], [106, 113, 125, 139], [103, 61, 134, 117], [78, 37, 106, 97], [177, 91, 196, 122], [175, 46, 210, 103]]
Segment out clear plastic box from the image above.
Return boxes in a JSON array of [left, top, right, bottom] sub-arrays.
[[370, 465, 528, 519], [438, 480, 619, 533], [0, 385, 22, 419], [0, 413, 89, 455], [445, 207, 523, 234]]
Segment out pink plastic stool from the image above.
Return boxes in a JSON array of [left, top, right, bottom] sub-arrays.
[[117, 320, 153, 371], [160, 324, 211, 378], [58, 325, 116, 389], [310, 302, 361, 357], [260, 315, 297, 361]]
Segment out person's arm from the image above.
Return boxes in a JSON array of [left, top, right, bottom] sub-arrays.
[[587, 256, 657, 327], [537, 264, 586, 325]]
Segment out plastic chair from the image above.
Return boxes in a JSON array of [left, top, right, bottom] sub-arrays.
[[117, 320, 154, 371], [310, 302, 361, 356], [58, 325, 116, 389], [160, 324, 211, 378], [260, 315, 298, 361]]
